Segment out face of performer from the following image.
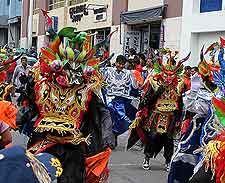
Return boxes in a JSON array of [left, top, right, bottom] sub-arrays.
[[21, 57, 28, 67], [191, 67, 198, 76], [184, 66, 191, 77], [146, 58, 153, 69], [115, 55, 126, 72], [163, 70, 178, 87], [115, 61, 125, 72]]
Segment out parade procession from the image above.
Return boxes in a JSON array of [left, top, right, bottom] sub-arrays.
[[0, 0, 225, 183]]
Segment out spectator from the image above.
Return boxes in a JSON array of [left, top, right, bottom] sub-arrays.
[[138, 53, 146, 67], [191, 66, 198, 76], [128, 48, 136, 59], [142, 57, 154, 80], [12, 57, 32, 89], [183, 66, 192, 91], [6, 55, 17, 83], [29, 47, 38, 59]]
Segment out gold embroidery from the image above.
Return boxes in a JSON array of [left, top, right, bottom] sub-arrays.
[[50, 158, 63, 177]]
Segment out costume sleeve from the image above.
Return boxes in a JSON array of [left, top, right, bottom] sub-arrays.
[[218, 48, 224, 66], [129, 71, 138, 89], [81, 93, 115, 156], [0, 122, 9, 134], [139, 84, 165, 110], [12, 66, 19, 84], [16, 76, 39, 132]]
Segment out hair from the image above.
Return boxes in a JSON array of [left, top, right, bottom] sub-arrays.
[[129, 48, 136, 56], [21, 56, 28, 61], [192, 66, 198, 72], [138, 53, 146, 61], [116, 55, 127, 64], [184, 66, 191, 71]]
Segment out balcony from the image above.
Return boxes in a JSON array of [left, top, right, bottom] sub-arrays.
[[69, 0, 88, 6], [49, 0, 65, 10]]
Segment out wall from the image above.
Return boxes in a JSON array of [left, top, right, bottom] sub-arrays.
[[164, 0, 183, 18], [21, 0, 29, 37], [0, 0, 9, 16], [32, 14, 39, 36], [0, 29, 8, 45], [9, 0, 22, 19], [180, 0, 225, 65], [66, 0, 113, 31], [163, 17, 182, 50], [110, 24, 125, 59], [112, 0, 128, 25], [128, 0, 163, 11]]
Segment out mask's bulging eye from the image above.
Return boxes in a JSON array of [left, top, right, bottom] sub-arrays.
[[51, 92, 59, 103], [66, 96, 75, 104]]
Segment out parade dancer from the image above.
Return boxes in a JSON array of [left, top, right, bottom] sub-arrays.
[[168, 39, 225, 183], [127, 49, 190, 170], [2, 25, 116, 183], [102, 55, 139, 147]]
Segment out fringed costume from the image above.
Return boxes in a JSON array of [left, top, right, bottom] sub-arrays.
[[127, 49, 191, 169], [168, 38, 225, 183], [0, 12, 116, 182]]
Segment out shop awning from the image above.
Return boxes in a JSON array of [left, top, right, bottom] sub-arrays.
[[0, 16, 9, 26], [121, 6, 164, 25]]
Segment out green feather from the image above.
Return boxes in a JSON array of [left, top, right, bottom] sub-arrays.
[[58, 27, 77, 39], [76, 50, 87, 62], [55, 53, 60, 60], [176, 65, 184, 76], [66, 47, 75, 61], [153, 62, 163, 74]]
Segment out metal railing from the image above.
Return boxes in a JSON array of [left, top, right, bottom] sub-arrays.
[[69, 0, 88, 6], [33, 8, 39, 15], [49, 0, 65, 10]]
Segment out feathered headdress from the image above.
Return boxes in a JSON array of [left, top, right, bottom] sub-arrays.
[[39, 10, 118, 87], [198, 45, 211, 78], [153, 48, 191, 76]]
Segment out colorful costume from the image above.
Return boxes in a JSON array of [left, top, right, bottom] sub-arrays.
[[168, 39, 225, 183], [127, 49, 190, 168], [1, 23, 116, 183], [0, 146, 62, 183], [102, 67, 139, 136]]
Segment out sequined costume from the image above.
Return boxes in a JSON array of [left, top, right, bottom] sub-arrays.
[[168, 39, 225, 183], [127, 49, 190, 166], [3, 22, 116, 183], [102, 67, 138, 136]]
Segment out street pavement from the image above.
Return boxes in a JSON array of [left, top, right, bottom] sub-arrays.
[[109, 132, 168, 183], [11, 131, 168, 183]]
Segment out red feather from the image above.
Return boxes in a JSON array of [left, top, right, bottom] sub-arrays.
[[40, 48, 56, 62], [41, 9, 53, 27], [212, 97, 225, 114], [220, 37, 225, 48]]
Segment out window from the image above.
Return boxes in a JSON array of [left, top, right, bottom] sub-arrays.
[[7, 0, 10, 5], [48, 0, 65, 10], [200, 0, 223, 13], [33, 0, 40, 14]]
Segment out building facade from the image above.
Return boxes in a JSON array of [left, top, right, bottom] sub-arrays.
[[21, 0, 128, 54], [180, 0, 225, 66], [0, 0, 10, 47], [0, 0, 22, 48], [8, 0, 22, 47], [121, 0, 183, 57]]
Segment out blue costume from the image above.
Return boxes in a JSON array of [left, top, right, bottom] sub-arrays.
[[103, 67, 138, 135]]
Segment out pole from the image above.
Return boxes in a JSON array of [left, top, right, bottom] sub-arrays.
[[27, 0, 34, 48]]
